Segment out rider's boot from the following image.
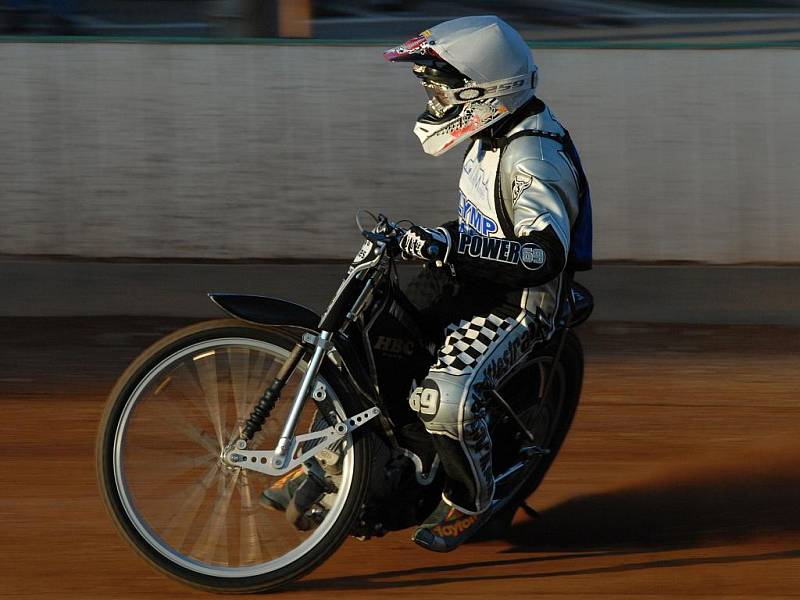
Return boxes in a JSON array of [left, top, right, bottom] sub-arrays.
[[412, 499, 489, 552], [259, 468, 306, 512]]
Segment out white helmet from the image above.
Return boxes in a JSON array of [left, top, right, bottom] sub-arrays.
[[384, 15, 538, 156]]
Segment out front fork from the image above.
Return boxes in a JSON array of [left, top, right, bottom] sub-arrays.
[[271, 330, 333, 469]]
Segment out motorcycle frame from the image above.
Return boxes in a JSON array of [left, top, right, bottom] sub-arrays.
[[212, 218, 589, 479]]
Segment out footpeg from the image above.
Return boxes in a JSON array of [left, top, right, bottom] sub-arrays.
[[519, 445, 550, 458], [286, 471, 335, 531]]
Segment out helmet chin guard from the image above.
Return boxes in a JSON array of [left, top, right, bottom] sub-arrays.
[[385, 15, 538, 156], [412, 84, 535, 156], [413, 98, 511, 156]]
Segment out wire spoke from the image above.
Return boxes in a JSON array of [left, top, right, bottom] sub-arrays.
[[127, 447, 215, 478], [167, 363, 222, 434], [160, 461, 221, 551], [192, 470, 240, 564], [228, 346, 252, 427], [238, 473, 263, 566], [159, 401, 221, 456], [191, 352, 226, 449]]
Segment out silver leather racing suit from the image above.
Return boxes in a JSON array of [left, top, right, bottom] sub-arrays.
[[405, 99, 583, 514]]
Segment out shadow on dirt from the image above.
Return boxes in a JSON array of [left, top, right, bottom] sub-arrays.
[[506, 440, 800, 552], [290, 548, 800, 591], [288, 441, 800, 592]]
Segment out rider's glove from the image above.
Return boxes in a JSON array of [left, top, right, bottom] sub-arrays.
[[398, 225, 452, 266]]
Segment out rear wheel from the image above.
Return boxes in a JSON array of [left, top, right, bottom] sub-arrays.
[[482, 329, 583, 535], [97, 320, 371, 593]]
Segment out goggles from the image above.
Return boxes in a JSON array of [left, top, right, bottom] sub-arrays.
[[415, 66, 535, 108]]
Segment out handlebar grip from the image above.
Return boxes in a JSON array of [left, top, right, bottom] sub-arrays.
[[361, 226, 404, 245], [361, 230, 387, 244]]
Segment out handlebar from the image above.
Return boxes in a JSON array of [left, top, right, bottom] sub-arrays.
[[355, 210, 407, 246]]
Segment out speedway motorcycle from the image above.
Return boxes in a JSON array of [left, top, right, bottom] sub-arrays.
[[96, 212, 592, 593]]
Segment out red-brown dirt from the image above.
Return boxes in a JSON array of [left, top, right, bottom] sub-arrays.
[[1, 318, 799, 599]]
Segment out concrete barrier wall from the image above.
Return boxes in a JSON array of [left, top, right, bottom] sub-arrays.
[[1, 43, 798, 262]]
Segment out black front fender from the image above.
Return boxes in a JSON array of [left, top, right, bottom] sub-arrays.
[[209, 293, 320, 330]]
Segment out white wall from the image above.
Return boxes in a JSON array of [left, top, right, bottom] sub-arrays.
[[1, 43, 798, 262]]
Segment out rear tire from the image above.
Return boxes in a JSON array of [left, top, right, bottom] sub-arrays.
[[481, 329, 583, 537], [96, 319, 372, 593]]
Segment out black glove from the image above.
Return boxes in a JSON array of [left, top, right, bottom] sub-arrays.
[[398, 225, 451, 265]]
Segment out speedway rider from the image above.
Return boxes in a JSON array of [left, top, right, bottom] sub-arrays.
[[264, 15, 592, 553]]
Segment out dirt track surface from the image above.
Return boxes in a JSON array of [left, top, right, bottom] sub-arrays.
[[1, 317, 799, 599]]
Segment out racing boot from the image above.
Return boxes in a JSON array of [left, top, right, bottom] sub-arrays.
[[412, 499, 489, 552], [259, 468, 306, 512]]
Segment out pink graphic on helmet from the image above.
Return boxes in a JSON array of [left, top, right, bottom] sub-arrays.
[[383, 31, 440, 62]]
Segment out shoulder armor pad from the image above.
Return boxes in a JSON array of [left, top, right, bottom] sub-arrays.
[[511, 156, 563, 183]]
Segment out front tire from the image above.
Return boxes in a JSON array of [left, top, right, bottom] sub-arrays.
[[96, 319, 371, 593]]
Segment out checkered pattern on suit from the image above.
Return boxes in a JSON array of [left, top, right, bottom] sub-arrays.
[[431, 314, 517, 375]]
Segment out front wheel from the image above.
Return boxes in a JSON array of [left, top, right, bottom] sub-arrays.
[[96, 320, 371, 593]]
